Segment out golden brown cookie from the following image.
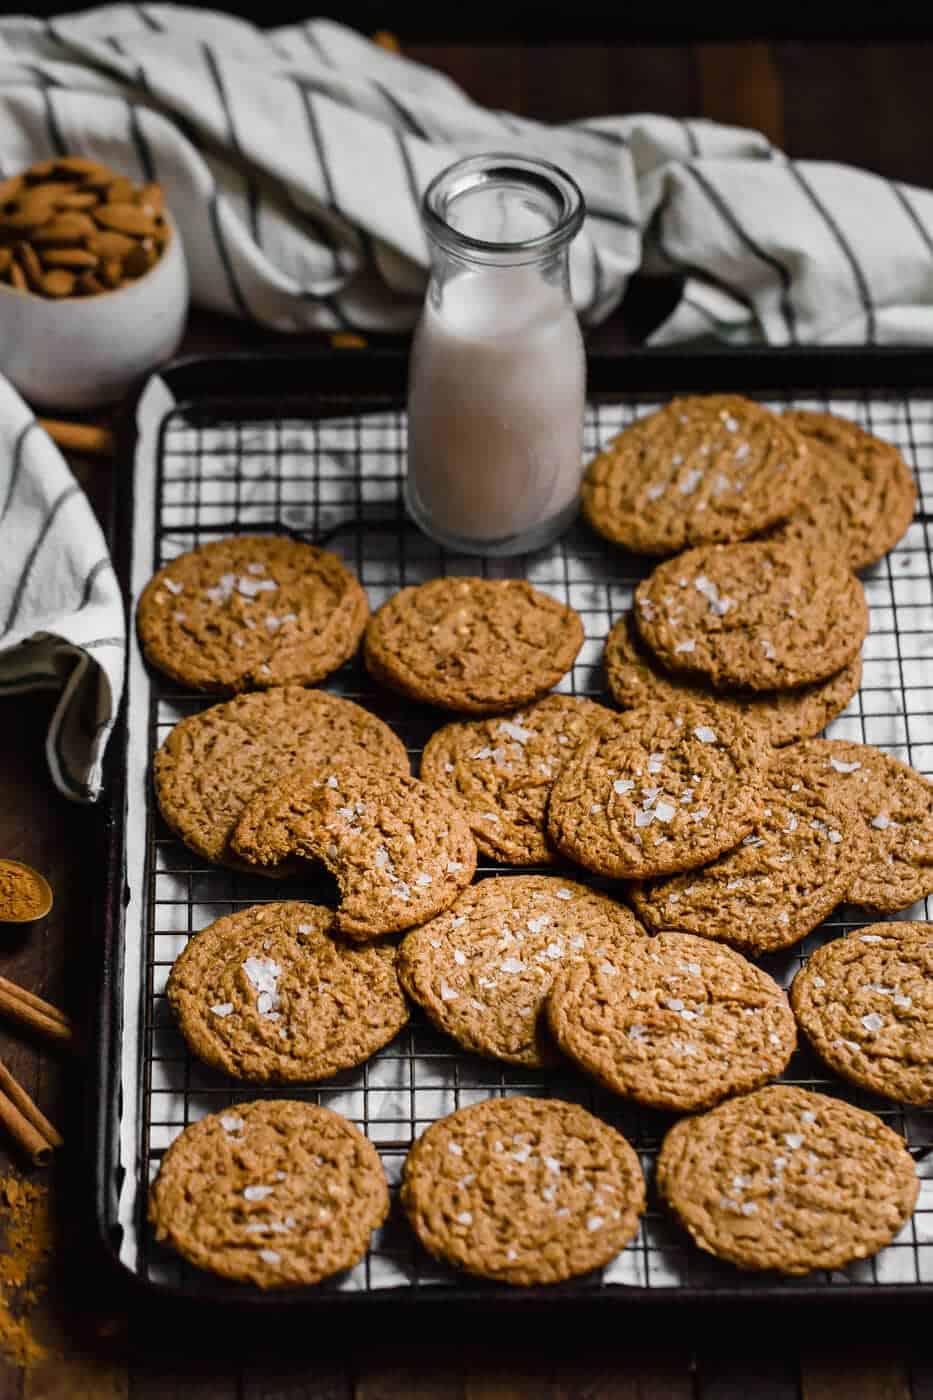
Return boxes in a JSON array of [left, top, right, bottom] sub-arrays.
[[546, 702, 765, 879], [148, 1099, 389, 1288], [630, 746, 867, 954], [633, 541, 868, 691], [398, 876, 641, 1067], [772, 410, 916, 570], [791, 923, 933, 1106], [363, 577, 584, 714], [231, 766, 476, 939], [400, 1096, 645, 1286], [656, 1085, 918, 1275], [775, 739, 933, 913], [420, 695, 614, 865], [167, 901, 409, 1082], [547, 930, 795, 1112], [137, 535, 369, 693], [604, 612, 862, 748], [153, 687, 408, 871], [581, 394, 808, 556]]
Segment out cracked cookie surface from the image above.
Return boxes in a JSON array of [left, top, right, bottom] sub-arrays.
[[154, 687, 408, 871], [400, 1095, 645, 1286], [656, 1084, 918, 1275], [167, 901, 408, 1082], [398, 876, 641, 1067], [634, 541, 868, 692], [364, 577, 583, 713], [581, 394, 808, 556], [604, 612, 861, 748], [148, 1099, 389, 1288], [231, 766, 476, 939], [138, 535, 369, 692], [420, 695, 614, 865], [630, 746, 867, 954], [792, 922, 933, 1104], [546, 702, 765, 879], [547, 930, 795, 1111]]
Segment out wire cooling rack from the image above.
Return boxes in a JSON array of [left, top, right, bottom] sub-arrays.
[[117, 363, 933, 1302]]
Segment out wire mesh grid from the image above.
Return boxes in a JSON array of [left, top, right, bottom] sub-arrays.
[[128, 381, 933, 1300]]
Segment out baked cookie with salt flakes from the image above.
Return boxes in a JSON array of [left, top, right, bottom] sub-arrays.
[[547, 930, 796, 1112], [633, 540, 868, 692], [137, 535, 368, 693], [581, 394, 807, 556], [167, 902, 408, 1083], [154, 687, 408, 871], [776, 739, 933, 914], [656, 1085, 918, 1275], [546, 702, 765, 880], [398, 876, 641, 1067], [791, 922, 933, 1106], [604, 612, 862, 749], [772, 410, 916, 571], [630, 746, 866, 954], [400, 1096, 645, 1286], [231, 766, 476, 940], [148, 1099, 388, 1288], [420, 695, 614, 865], [363, 577, 583, 714]]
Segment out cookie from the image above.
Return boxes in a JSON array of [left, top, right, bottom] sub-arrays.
[[633, 541, 868, 691], [398, 876, 642, 1067], [148, 1099, 389, 1288], [420, 695, 614, 865], [231, 766, 476, 939], [630, 746, 867, 954], [771, 411, 916, 570], [167, 901, 408, 1082], [400, 1096, 645, 1286], [775, 739, 933, 913], [791, 923, 933, 1105], [604, 612, 862, 749], [581, 394, 808, 556], [363, 577, 584, 714], [656, 1085, 918, 1275], [137, 535, 369, 693], [153, 687, 408, 870], [546, 702, 765, 880], [547, 930, 796, 1112]]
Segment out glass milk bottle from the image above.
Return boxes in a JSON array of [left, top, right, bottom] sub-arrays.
[[405, 154, 586, 556]]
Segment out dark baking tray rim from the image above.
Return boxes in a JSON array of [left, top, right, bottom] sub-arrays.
[[94, 342, 933, 1310]]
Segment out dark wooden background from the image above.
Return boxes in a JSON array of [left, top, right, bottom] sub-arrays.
[[2, 23, 933, 1400]]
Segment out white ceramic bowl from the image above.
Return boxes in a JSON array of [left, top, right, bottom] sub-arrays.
[[0, 212, 189, 410]]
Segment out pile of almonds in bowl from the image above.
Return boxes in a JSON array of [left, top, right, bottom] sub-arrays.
[[0, 156, 169, 299]]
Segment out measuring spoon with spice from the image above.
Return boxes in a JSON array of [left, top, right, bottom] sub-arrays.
[[0, 861, 52, 924]]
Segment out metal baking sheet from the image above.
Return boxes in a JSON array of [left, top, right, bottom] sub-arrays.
[[103, 349, 933, 1304]]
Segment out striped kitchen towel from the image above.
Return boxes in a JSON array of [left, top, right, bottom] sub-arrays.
[[3, 6, 933, 343], [0, 376, 123, 802]]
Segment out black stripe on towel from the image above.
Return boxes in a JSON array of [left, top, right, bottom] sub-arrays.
[[42, 88, 67, 156], [375, 82, 431, 141], [394, 131, 423, 231], [889, 181, 933, 260], [685, 161, 797, 343], [575, 124, 630, 148], [787, 161, 876, 342], [1, 422, 38, 524], [1, 485, 81, 638], [77, 557, 114, 611]]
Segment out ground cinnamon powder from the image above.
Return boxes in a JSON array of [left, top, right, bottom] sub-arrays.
[[0, 862, 47, 922], [0, 1177, 51, 1366]]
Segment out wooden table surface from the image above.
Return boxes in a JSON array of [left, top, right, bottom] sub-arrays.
[[2, 26, 933, 1400]]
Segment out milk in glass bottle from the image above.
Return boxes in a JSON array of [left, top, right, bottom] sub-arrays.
[[405, 154, 586, 555]]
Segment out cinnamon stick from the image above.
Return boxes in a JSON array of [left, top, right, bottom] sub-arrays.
[[0, 1058, 61, 1152], [37, 417, 114, 458], [0, 1087, 52, 1166], [0, 976, 72, 1047]]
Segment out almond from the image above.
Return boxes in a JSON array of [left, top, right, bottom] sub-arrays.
[[93, 202, 157, 236], [54, 191, 100, 211], [74, 271, 106, 295], [98, 176, 136, 204], [31, 213, 99, 246], [0, 248, 10, 276], [98, 257, 123, 288], [86, 230, 135, 259], [122, 243, 154, 278], [136, 182, 164, 214], [40, 268, 76, 297], [39, 247, 99, 269], [7, 259, 26, 290], [14, 241, 43, 290]]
